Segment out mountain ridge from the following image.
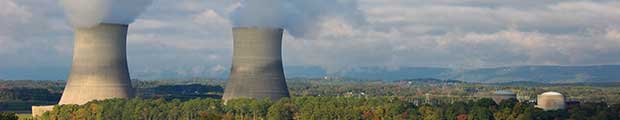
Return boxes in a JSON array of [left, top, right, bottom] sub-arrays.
[[2, 65, 619, 84]]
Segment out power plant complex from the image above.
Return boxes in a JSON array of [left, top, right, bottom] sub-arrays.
[[17, 3, 603, 117], [222, 27, 290, 102], [32, 25, 292, 116], [32, 23, 134, 117]]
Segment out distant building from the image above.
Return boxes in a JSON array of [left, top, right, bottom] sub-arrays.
[[491, 90, 517, 104], [322, 76, 343, 81], [536, 91, 566, 111], [516, 94, 531, 102], [343, 91, 366, 97], [344, 92, 354, 97]]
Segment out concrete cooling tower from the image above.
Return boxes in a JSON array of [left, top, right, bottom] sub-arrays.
[[58, 23, 134, 105], [223, 27, 289, 102], [536, 91, 566, 111]]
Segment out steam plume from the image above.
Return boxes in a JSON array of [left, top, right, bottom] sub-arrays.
[[61, 0, 153, 27], [230, 0, 364, 38]]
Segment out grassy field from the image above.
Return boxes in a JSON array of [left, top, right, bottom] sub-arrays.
[[17, 114, 32, 120]]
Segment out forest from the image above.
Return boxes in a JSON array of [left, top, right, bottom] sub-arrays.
[[2, 78, 620, 119], [31, 97, 620, 120]]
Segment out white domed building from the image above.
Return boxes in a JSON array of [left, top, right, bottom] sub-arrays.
[[536, 92, 566, 111]]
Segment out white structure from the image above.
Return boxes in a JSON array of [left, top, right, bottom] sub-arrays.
[[59, 23, 134, 105], [223, 27, 289, 102], [32, 23, 135, 118], [536, 91, 566, 111]]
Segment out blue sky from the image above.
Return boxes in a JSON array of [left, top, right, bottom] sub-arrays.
[[1, 0, 620, 80]]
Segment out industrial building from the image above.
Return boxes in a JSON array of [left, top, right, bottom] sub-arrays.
[[491, 90, 517, 104], [536, 91, 566, 111], [222, 27, 290, 102]]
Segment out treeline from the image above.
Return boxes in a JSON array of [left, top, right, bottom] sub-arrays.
[[138, 84, 223, 100], [287, 78, 474, 97], [40, 97, 620, 120], [0, 88, 61, 101], [0, 88, 61, 111], [0, 112, 18, 120], [0, 79, 223, 111], [288, 79, 620, 104], [0, 80, 64, 111], [0, 80, 64, 90]]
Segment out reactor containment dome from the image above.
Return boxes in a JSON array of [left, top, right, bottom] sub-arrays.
[[536, 91, 566, 111]]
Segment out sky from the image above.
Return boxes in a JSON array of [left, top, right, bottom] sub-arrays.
[[1, 0, 619, 80]]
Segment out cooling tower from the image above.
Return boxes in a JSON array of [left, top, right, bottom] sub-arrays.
[[223, 27, 289, 102], [58, 23, 134, 105], [536, 92, 566, 111]]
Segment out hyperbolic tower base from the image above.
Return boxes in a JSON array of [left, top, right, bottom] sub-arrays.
[[58, 23, 134, 105], [223, 27, 290, 102]]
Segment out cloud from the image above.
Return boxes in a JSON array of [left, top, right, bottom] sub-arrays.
[[607, 28, 620, 40], [2, 0, 620, 79], [0, 35, 15, 53], [0, 0, 65, 56], [281, 0, 620, 70], [228, 0, 366, 38], [0, 0, 32, 23], [60, 0, 153, 27], [132, 19, 169, 30], [192, 10, 230, 26]]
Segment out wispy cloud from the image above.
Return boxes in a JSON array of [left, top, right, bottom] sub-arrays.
[[1, 0, 620, 79]]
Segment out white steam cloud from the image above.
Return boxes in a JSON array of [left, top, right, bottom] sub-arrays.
[[230, 0, 365, 38], [61, 0, 153, 28]]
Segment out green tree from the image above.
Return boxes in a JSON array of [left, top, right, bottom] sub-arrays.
[[444, 101, 468, 120], [474, 98, 497, 108], [267, 98, 296, 120], [498, 98, 517, 109], [0, 112, 18, 120], [515, 112, 532, 120], [419, 105, 441, 120], [468, 106, 494, 120]]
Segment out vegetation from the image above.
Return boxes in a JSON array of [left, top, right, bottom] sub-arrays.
[[138, 84, 223, 100], [2, 78, 620, 119], [0, 112, 18, 120], [0, 79, 222, 112], [39, 97, 620, 120]]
